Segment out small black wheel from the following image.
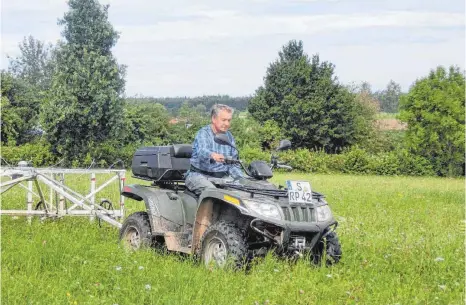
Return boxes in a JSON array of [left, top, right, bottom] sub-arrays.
[[119, 212, 154, 250], [34, 201, 44, 210], [200, 221, 248, 269], [311, 230, 342, 266], [98, 199, 114, 228]]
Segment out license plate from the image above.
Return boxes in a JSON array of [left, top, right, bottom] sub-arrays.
[[286, 180, 312, 203]]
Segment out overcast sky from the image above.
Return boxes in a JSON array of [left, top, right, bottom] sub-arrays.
[[1, 0, 464, 97]]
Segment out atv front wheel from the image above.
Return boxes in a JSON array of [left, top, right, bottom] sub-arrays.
[[311, 230, 342, 266], [200, 221, 247, 269], [119, 212, 154, 250]]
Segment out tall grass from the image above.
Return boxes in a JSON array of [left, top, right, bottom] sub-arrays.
[[1, 173, 464, 304]]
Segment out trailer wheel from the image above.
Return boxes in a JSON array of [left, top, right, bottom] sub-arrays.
[[119, 212, 154, 250]]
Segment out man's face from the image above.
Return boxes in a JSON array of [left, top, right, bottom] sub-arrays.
[[212, 110, 232, 133]]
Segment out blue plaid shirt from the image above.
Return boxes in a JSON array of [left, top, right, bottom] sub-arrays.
[[188, 125, 244, 178]]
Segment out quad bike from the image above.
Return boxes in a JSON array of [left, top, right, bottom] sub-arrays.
[[119, 134, 342, 268]]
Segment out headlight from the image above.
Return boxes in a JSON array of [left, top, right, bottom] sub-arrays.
[[315, 205, 333, 222], [242, 199, 281, 220]]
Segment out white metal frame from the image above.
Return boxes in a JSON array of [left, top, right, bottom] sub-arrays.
[[0, 166, 126, 228]]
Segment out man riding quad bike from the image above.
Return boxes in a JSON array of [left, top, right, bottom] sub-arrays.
[[119, 105, 342, 268]]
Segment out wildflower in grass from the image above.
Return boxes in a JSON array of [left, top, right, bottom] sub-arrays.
[[299, 289, 304, 294], [139, 266, 144, 270], [66, 292, 71, 297], [434, 257, 444, 262], [115, 266, 122, 271], [438, 285, 446, 290], [145, 284, 151, 290], [273, 269, 279, 272], [326, 274, 332, 278]]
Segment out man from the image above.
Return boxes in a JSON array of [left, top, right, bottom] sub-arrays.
[[185, 104, 244, 195]]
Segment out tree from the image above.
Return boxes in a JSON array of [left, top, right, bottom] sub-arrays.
[[248, 40, 376, 152], [399, 65, 465, 177], [7, 35, 55, 91], [0, 71, 43, 145], [374, 80, 402, 113], [122, 103, 170, 145], [167, 102, 210, 144], [41, 0, 126, 162]]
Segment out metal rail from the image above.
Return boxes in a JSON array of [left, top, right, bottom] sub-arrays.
[[0, 165, 126, 228]]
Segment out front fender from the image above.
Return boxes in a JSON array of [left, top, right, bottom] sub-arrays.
[[191, 188, 251, 253], [198, 188, 250, 215]]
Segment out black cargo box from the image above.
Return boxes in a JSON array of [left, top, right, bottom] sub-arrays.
[[131, 144, 192, 181]]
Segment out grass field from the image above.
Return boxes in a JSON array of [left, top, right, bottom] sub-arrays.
[[1, 172, 464, 305]]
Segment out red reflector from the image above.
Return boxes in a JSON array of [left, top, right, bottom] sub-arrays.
[[123, 186, 131, 193]]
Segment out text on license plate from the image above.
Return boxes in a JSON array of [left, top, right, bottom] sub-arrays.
[[286, 180, 312, 203]]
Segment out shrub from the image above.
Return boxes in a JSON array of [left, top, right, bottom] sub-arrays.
[[1, 141, 58, 167], [341, 147, 372, 174]]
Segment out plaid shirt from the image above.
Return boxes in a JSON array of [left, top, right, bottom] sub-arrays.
[[188, 125, 244, 178]]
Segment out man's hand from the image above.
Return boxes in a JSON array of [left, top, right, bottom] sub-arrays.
[[211, 152, 225, 163]]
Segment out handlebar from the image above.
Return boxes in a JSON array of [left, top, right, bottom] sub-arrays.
[[277, 164, 293, 170], [223, 157, 292, 173], [224, 157, 240, 165]]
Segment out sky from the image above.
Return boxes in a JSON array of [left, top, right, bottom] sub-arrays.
[[1, 0, 465, 97]]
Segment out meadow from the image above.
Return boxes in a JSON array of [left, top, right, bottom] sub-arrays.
[[1, 172, 464, 305]]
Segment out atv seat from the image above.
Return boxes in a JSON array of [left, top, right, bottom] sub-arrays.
[[171, 144, 192, 159]]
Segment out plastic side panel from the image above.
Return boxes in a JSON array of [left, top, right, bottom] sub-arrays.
[[125, 185, 184, 226], [179, 193, 198, 225]]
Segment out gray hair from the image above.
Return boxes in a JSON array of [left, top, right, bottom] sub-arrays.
[[210, 104, 234, 118]]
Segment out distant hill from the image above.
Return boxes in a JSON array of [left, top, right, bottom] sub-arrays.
[[125, 95, 251, 114]]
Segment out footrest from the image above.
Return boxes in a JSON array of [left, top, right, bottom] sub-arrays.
[[164, 232, 191, 254]]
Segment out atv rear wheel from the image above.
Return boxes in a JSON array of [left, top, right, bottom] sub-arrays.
[[200, 221, 247, 269], [311, 230, 342, 266], [119, 212, 154, 250]]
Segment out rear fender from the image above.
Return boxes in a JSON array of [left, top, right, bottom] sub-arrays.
[[122, 184, 183, 234]]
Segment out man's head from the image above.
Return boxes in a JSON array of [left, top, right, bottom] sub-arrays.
[[210, 104, 234, 133]]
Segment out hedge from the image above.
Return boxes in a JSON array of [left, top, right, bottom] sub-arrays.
[[1, 143, 440, 177]]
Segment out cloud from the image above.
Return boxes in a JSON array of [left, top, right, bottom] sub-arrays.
[[1, 1, 464, 97], [117, 11, 464, 43]]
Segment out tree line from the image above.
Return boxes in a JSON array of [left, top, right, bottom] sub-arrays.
[[1, 0, 464, 177]]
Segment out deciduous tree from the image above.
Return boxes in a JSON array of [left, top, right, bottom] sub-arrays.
[[399, 65, 465, 176]]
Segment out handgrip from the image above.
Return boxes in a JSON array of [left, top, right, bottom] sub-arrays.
[[278, 164, 293, 170], [224, 157, 239, 165]]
